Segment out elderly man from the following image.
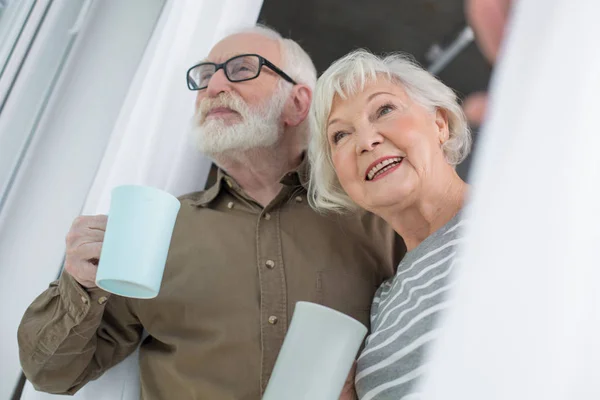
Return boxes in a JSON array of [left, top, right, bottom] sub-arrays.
[[17, 26, 404, 400]]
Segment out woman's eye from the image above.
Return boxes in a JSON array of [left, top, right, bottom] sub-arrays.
[[377, 104, 395, 117], [332, 131, 348, 144]]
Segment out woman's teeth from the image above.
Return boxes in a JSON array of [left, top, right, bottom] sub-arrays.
[[366, 157, 403, 180]]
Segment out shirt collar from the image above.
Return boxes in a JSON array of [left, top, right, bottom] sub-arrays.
[[190, 169, 228, 206], [278, 155, 309, 188], [192, 155, 309, 207]]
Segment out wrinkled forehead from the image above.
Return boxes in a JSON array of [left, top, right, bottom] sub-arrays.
[[206, 33, 281, 65], [328, 77, 409, 116]]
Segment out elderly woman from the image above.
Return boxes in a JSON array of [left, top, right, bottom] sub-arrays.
[[308, 49, 472, 399]]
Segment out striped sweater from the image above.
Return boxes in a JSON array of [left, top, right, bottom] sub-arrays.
[[355, 213, 463, 400]]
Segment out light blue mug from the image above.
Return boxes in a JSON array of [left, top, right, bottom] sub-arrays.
[[95, 185, 180, 299], [262, 302, 368, 400]]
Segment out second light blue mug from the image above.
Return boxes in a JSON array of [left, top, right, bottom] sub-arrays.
[[95, 185, 180, 299], [262, 302, 368, 400]]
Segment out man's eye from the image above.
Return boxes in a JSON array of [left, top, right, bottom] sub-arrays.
[[232, 63, 255, 75]]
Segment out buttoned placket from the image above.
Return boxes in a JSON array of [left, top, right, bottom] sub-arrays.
[[220, 173, 302, 392], [256, 204, 288, 392]]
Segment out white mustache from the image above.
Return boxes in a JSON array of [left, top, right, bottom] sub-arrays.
[[198, 93, 248, 124]]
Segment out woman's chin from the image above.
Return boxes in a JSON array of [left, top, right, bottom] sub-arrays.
[[362, 192, 413, 215], [361, 179, 415, 210]]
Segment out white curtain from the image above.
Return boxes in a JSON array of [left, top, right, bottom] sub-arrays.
[[82, 0, 263, 214], [21, 0, 263, 398], [422, 0, 600, 399]]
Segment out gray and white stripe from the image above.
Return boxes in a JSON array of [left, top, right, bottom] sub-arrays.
[[355, 214, 464, 400]]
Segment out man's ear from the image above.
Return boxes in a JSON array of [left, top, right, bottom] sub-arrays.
[[283, 84, 312, 127], [435, 108, 450, 144]]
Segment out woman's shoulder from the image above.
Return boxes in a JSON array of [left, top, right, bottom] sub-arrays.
[[399, 213, 465, 267], [438, 213, 466, 239]]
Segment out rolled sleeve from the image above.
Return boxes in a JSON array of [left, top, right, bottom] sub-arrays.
[[18, 271, 141, 394], [58, 272, 111, 321]]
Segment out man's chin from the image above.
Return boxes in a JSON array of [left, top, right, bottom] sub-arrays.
[[191, 115, 281, 158], [192, 125, 245, 156]]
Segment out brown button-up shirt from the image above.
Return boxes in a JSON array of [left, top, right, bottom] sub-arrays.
[[18, 163, 405, 400]]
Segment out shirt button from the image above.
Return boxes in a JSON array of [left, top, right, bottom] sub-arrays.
[[225, 179, 233, 188], [98, 296, 108, 305], [295, 196, 303, 203], [227, 201, 234, 209], [265, 260, 275, 269], [268, 315, 278, 325], [80, 295, 88, 304], [264, 213, 271, 220]]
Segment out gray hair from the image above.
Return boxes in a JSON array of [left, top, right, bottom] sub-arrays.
[[308, 49, 472, 213], [230, 24, 317, 90], [226, 25, 317, 147]]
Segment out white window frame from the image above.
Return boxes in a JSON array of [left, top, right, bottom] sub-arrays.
[[0, 0, 86, 212], [0, 1, 166, 398]]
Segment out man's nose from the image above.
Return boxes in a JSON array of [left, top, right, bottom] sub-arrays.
[[206, 68, 232, 98]]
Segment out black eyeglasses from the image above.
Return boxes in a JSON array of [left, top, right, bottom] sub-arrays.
[[186, 54, 297, 91]]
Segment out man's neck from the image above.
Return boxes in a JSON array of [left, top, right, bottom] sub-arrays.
[[213, 146, 304, 207]]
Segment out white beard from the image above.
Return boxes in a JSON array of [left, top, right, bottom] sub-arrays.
[[191, 84, 291, 157]]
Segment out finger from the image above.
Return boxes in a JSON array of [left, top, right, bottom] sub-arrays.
[[463, 92, 488, 126], [66, 226, 105, 248], [75, 242, 103, 262], [339, 363, 358, 400], [86, 215, 108, 231], [348, 361, 357, 377], [466, 0, 512, 63], [72, 215, 108, 231], [344, 361, 357, 385], [81, 228, 105, 243]]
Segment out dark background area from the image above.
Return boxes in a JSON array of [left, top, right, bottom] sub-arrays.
[[258, 0, 492, 179]]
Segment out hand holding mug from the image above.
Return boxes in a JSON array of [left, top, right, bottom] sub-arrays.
[[64, 215, 108, 288]]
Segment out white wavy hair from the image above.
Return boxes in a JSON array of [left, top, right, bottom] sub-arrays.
[[308, 49, 472, 213]]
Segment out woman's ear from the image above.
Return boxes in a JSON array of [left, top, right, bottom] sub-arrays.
[[435, 108, 450, 144], [284, 84, 312, 127]]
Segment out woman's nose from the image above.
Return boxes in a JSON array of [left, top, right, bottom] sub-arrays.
[[356, 129, 384, 154]]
